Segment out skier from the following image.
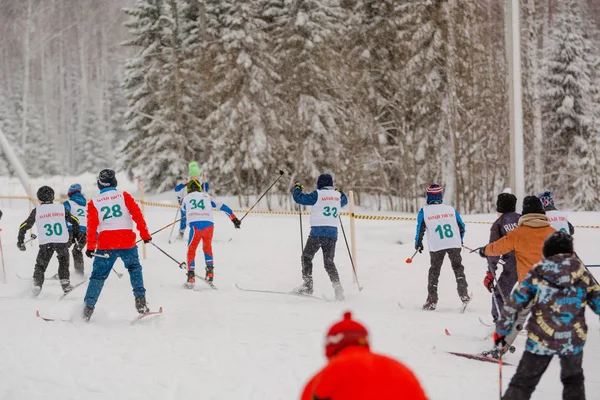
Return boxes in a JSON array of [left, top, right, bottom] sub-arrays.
[[173, 161, 209, 241], [493, 232, 600, 399], [17, 186, 82, 296], [182, 179, 240, 289], [537, 191, 574, 234], [301, 311, 428, 400], [415, 184, 469, 310], [484, 193, 520, 323], [292, 174, 347, 301], [63, 183, 87, 276], [478, 196, 555, 357], [82, 169, 152, 321]]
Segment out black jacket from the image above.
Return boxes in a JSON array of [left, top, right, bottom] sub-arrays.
[[18, 202, 81, 245]]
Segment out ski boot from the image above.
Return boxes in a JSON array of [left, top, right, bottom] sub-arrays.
[[185, 270, 195, 289], [422, 295, 438, 311], [459, 293, 471, 313], [135, 296, 150, 315], [292, 277, 313, 296], [177, 230, 185, 241], [333, 281, 345, 301], [482, 344, 516, 359], [32, 285, 42, 297], [61, 279, 74, 294], [83, 304, 94, 322]]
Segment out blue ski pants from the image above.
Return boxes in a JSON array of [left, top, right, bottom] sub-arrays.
[[84, 246, 146, 308], [179, 209, 187, 231]]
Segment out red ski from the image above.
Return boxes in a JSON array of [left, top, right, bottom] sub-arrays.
[[36, 310, 72, 323], [446, 351, 514, 366], [131, 307, 163, 324]]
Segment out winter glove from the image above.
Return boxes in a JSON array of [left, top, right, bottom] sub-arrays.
[[17, 242, 26, 252], [483, 271, 495, 293], [293, 182, 304, 192], [143, 237, 152, 244], [85, 249, 94, 259], [493, 332, 506, 348], [231, 217, 241, 229], [415, 243, 424, 254], [477, 246, 487, 258], [0, 209, 2, 220]]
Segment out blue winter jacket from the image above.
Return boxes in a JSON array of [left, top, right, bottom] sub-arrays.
[[293, 186, 348, 239], [64, 192, 87, 232]]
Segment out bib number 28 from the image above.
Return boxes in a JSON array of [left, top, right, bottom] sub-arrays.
[[434, 224, 454, 240], [323, 206, 338, 218], [100, 205, 123, 220]]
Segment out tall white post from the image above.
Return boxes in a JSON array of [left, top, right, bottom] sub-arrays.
[[506, 0, 526, 201]]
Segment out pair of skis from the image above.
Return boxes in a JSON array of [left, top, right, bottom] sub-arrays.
[[36, 307, 163, 324], [234, 284, 333, 302]]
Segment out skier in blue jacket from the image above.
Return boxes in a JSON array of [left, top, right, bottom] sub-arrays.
[[63, 184, 87, 276], [292, 174, 348, 301]]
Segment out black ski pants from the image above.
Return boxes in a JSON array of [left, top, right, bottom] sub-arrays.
[[504, 351, 585, 400], [33, 242, 70, 287], [427, 248, 468, 299], [301, 236, 340, 284], [68, 230, 85, 274]]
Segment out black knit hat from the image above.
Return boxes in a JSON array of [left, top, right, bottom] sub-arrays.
[[521, 196, 545, 215], [543, 231, 574, 258], [317, 174, 333, 189], [187, 179, 202, 193], [97, 169, 118, 190], [37, 186, 55, 202], [496, 193, 517, 213]]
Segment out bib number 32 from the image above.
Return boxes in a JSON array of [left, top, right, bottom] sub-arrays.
[[434, 224, 454, 240], [323, 206, 338, 218]]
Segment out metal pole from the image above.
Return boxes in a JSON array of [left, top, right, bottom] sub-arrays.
[[506, 0, 525, 202]]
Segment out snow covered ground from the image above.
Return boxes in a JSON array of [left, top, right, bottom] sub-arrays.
[[1, 200, 599, 399]]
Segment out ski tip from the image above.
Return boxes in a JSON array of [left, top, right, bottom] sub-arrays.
[[445, 328, 451, 336], [158, 306, 163, 313], [35, 310, 40, 318], [397, 302, 403, 309]]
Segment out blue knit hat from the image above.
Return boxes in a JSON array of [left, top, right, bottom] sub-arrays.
[[537, 191, 554, 208], [68, 183, 82, 196], [426, 184, 443, 204], [317, 174, 334, 189]]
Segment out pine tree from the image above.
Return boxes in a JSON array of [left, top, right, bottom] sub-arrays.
[[542, 0, 597, 208], [74, 109, 110, 174]]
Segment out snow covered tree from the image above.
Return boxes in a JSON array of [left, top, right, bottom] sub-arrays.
[[74, 109, 111, 174], [542, 0, 598, 208]]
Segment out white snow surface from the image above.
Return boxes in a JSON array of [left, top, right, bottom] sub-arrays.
[[1, 205, 599, 399]]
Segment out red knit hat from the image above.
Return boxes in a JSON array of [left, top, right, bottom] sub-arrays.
[[324, 311, 370, 359]]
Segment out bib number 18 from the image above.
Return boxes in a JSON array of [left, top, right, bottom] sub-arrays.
[[435, 224, 454, 239]]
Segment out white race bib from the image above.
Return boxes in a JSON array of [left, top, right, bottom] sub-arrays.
[[35, 204, 69, 245], [546, 210, 569, 233], [423, 205, 462, 251], [183, 192, 214, 224], [310, 189, 341, 228], [68, 200, 87, 228], [92, 191, 133, 232]]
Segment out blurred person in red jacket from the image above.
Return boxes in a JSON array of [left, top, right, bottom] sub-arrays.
[[301, 311, 428, 400]]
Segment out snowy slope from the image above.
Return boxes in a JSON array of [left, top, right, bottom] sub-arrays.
[[0, 206, 599, 400]]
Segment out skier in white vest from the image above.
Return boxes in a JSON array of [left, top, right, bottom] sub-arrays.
[[537, 191, 574, 234], [17, 186, 83, 296], [292, 174, 348, 301], [414, 184, 470, 310], [63, 183, 87, 276]]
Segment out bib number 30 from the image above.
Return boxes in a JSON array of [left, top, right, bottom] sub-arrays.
[[43, 223, 63, 237], [323, 206, 338, 218], [434, 224, 454, 240], [100, 205, 123, 220]]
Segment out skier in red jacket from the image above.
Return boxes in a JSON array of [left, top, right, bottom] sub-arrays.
[[301, 311, 428, 400], [82, 169, 152, 321]]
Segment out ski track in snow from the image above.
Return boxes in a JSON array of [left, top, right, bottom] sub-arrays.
[[1, 207, 599, 399]]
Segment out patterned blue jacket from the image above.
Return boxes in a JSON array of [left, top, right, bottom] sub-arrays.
[[496, 254, 600, 356]]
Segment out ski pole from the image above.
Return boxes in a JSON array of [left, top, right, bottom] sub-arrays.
[[23, 233, 37, 245], [168, 207, 181, 244], [498, 356, 503, 399], [150, 242, 186, 269], [405, 249, 418, 264], [299, 204, 304, 252], [462, 244, 476, 252], [136, 218, 183, 244], [92, 253, 123, 278], [239, 170, 285, 222], [339, 215, 363, 291], [0, 230, 5, 284], [586, 265, 600, 268]]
